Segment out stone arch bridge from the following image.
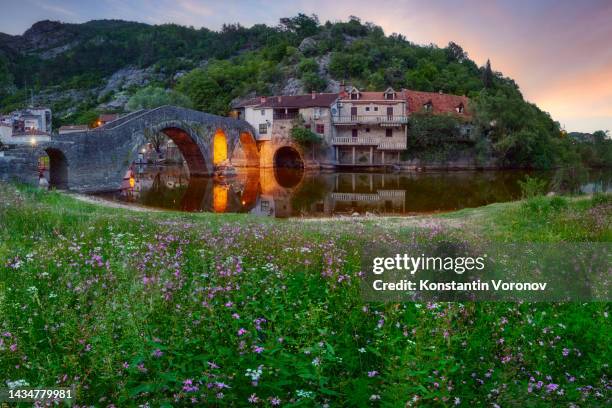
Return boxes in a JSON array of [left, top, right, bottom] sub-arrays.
[[0, 106, 261, 192]]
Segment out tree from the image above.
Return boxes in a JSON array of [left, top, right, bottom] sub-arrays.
[[301, 72, 327, 92], [279, 14, 320, 40], [290, 117, 323, 160], [482, 59, 494, 88], [446, 41, 467, 63], [592, 130, 609, 144], [126, 86, 193, 111], [143, 128, 167, 159], [176, 69, 228, 114]]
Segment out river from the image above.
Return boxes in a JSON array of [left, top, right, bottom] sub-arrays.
[[95, 165, 612, 218]]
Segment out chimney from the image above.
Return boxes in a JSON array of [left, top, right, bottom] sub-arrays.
[[260, 96, 266, 104], [277, 96, 282, 103], [311, 91, 316, 100], [438, 90, 443, 94]]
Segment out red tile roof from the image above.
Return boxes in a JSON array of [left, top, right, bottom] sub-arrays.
[[339, 88, 407, 102], [234, 89, 471, 118], [235, 93, 339, 109], [99, 114, 119, 123], [404, 90, 471, 117]]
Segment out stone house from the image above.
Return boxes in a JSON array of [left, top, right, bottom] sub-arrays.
[[331, 87, 408, 166]]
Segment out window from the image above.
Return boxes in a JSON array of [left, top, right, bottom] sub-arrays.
[[385, 93, 395, 100], [365, 107, 370, 112], [351, 93, 358, 100], [386, 128, 393, 138], [305, 124, 311, 130], [316, 124, 325, 134], [374, 107, 379, 111], [424, 102, 433, 112], [456, 104, 464, 114], [260, 109, 265, 116], [259, 123, 267, 134], [261, 201, 269, 211], [365, 128, 370, 133], [352, 129, 358, 138]]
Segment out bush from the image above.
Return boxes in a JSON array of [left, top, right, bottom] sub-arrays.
[[290, 125, 322, 147], [518, 175, 548, 199], [522, 195, 567, 216], [591, 192, 612, 207]]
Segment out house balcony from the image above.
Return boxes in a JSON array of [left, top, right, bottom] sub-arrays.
[[332, 137, 407, 150], [332, 115, 408, 126], [332, 136, 378, 145]]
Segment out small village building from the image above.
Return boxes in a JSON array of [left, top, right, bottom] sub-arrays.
[[0, 123, 13, 145], [234, 93, 338, 143], [404, 89, 474, 139], [331, 87, 408, 166], [95, 114, 120, 128], [1, 107, 53, 145], [9, 128, 51, 145]]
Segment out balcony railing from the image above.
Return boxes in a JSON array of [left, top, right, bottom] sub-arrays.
[[273, 112, 299, 120], [332, 190, 406, 202], [378, 141, 407, 150], [332, 136, 378, 145], [332, 137, 407, 150], [332, 115, 408, 126]]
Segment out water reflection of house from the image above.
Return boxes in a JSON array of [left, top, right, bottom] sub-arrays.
[[330, 190, 406, 214], [327, 173, 406, 215]]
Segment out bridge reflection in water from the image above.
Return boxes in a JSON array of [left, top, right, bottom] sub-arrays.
[[98, 165, 612, 218]]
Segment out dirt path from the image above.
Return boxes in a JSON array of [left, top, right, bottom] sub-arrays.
[[69, 193, 163, 212]]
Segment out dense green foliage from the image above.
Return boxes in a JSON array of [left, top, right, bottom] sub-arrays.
[[0, 184, 610, 405], [1, 15, 609, 168], [571, 130, 612, 168], [126, 86, 193, 110], [290, 124, 323, 147]]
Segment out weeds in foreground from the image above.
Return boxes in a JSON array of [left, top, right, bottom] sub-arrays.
[[0, 184, 610, 406]]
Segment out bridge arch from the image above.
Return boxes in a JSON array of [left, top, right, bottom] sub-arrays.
[[45, 148, 69, 189], [274, 146, 304, 169], [160, 126, 211, 177], [213, 129, 228, 165]]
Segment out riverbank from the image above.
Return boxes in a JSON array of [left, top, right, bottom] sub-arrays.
[[0, 182, 610, 406]]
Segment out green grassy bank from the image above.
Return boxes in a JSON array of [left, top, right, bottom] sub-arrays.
[[0, 183, 610, 406]]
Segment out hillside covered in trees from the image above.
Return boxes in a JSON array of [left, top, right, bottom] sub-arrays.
[[0, 14, 609, 168]]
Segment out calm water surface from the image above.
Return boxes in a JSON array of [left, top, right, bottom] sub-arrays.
[[96, 165, 612, 218]]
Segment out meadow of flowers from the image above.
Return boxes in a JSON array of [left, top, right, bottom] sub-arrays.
[[0, 183, 610, 407]]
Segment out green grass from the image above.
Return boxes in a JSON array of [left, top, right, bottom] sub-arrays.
[[0, 183, 610, 407]]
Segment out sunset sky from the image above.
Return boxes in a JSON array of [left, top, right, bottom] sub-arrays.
[[2, 0, 611, 133]]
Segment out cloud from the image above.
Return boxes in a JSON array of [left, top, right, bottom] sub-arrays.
[[33, 0, 79, 18]]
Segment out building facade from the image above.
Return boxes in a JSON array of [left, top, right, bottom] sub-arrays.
[[331, 87, 408, 166], [233, 88, 472, 169], [0, 108, 52, 145]]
